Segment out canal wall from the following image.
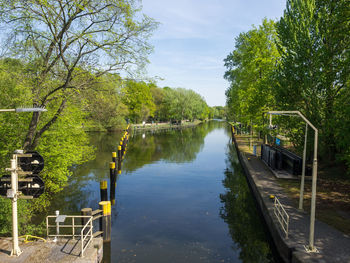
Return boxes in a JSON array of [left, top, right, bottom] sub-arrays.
[[231, 135, 293, 262], [231, 134, 350, 263]]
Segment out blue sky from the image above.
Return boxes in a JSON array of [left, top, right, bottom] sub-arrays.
[[141, 0, 286, 106]]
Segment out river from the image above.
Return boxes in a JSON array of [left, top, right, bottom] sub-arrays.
[[49, 121, 277, 262]]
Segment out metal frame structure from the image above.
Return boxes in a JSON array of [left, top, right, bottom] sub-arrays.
[[267, 110, 318, 252], [274, 196, 290, 238], [46, 215, 93, 257], [1, 107, 47, 257]]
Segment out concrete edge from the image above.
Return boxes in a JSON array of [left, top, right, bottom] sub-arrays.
[[232, 135, 296, 263]]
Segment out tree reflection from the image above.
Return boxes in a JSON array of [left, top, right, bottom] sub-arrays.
[[220, 142, 274, 263], [123, 121, 221, 172], [47, 122, 222, 212]]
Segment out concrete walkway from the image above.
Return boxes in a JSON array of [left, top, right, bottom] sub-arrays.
[[233, 135, 350, 263], [0, 237, 103, 263]]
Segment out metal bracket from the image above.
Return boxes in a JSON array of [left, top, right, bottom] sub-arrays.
[[304, 245, 319, 253]]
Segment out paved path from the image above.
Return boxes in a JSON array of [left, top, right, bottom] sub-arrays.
[[234, 135, 350, 263], [0, 237, 103, 263]]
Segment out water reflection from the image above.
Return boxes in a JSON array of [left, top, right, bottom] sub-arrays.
[[47, 121, 275, 263], [220, 142, 275, 262], [123, 121, 221, 172]]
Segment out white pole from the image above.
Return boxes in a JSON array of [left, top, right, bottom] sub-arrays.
[[299, 123, 308, 210], [10, 155, 21, 256], [54, 210, 60, 242], [309, 129, 318, 251]]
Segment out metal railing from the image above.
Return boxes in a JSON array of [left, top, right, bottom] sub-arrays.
[[273, 196, 290, 238], [46, 215, 93, 257]]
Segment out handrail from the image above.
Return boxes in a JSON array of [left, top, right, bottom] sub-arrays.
[[46, 215, 93, 257], [80, 217, 93, 257], [273, 196, 290, 238]]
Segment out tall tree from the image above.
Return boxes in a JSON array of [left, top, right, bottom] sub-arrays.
[[122, 80, 156, 123], [275, 0, 350, 162], [0, 0, 157, 150], [224, 19, 279, 126]]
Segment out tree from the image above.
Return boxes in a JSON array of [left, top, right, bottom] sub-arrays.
[[122, 80, 155, 123], [162, 88, 208, 121], [275, 0, 350, 163], [149, 84, 165, 121], [0, 58, 94, 232], [224, 19, 279, 126], [81, 74, 128, 130], [0, 0, 157, 150]]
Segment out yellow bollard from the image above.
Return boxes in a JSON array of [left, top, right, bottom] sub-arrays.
[[99, 201, 111, 242]]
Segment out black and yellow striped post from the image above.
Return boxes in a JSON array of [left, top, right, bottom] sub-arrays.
[[122, 135, 127, 159], [110, 162, 116, 205], [112, 151, 117, 179], [109, 161, 115, 176], [112, 152, 117, 166], [117, 145, 122, 171], [100, 181, 108, 201], [119, 140, 123, 158], [99, 201, 111, 242]]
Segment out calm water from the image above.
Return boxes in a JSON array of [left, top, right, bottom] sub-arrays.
[[50, 121, 276, 263]]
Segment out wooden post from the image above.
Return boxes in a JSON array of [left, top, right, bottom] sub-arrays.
[[100, 181, 108, 201], [81, 208, 92, 235], [99, 201, 111, 242]]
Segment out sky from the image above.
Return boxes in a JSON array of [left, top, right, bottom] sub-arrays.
[[141, 0, 286, 106]]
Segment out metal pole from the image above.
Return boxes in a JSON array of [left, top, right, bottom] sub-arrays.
[[299, 123, 308, 210], [54, 210, 59, 242], [0, 109, 16, 112], [10, 155, 21, 256], [309, 129, 318, 251], [267, 110, 319, 251]]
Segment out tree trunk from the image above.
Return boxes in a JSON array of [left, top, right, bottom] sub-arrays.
[[23, 112, 41, 150], [324, 99, 337, 163]]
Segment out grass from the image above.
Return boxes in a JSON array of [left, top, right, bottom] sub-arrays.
[[277, 172, 350, 235]]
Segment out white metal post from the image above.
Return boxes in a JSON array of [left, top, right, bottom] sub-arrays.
[[0, 107, 47, 257], [267, 110, 318, 252], [10, 155, 21, 256], [309, 130, 318, 251], [299, 123, 308, 210], [54, 210, 60, 242]]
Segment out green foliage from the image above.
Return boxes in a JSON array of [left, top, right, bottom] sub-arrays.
[[274, 0, 350, 164], [161, 87, 209, 121], [0, 0, 158, 150], [0, 58, 95, 232], [211, 106, 227, 119], [225, 1, 350, 171], [81, 74, 128, 131], [122, 80, 156, 123], [150, 84, 165, 121], [224, 19, 279, 127]]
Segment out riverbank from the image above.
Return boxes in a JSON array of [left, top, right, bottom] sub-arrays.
[[131, 120, 203, 131], [83, 120, 204, 132], [232, 133, 350, 263]]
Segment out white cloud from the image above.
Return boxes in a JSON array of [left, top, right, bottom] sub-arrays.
[[141, 0, 286, 106]]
